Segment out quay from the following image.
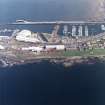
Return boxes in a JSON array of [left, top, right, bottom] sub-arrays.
[[11, 20, 105, 25]]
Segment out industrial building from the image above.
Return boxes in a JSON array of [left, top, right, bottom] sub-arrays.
[[21, 45, 65, 52], [16, 30, 47, 43]]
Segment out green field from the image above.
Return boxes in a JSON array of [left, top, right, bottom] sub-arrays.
[[63, 49, 105, 57]]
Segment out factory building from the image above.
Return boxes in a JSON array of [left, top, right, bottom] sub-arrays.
[[16, 30, 46, 43], [22, 46, 44, 52], [72, 26, 76, 36], [45, 45, 65, 50], [85, 26, 89, 36], [63, 25, 68, 36], [0, 45, 5, 50], [21, 45, 65, 53], [78, 26, 83, 36], [101, 24, 105, 31]]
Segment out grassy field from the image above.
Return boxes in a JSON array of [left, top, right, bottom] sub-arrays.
[[63, 49, 105, 57]]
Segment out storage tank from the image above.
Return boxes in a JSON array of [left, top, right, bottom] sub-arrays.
[[72, 26, 76, 36]]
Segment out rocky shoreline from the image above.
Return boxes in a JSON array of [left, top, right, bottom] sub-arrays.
[[0, 55, 105, 68], [49, 56, 104, 67]]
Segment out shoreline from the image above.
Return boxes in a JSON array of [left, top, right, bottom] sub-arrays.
[[0, 55, 105, 68]]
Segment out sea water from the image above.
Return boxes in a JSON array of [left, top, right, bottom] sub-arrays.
[[0, 61, 104, 105]]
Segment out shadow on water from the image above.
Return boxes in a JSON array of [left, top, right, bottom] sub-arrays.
[[0, 61, 105, 105]]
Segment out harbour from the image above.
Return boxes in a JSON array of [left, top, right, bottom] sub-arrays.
[[0, 0, 105, 105], [0, 21, 104, 68]]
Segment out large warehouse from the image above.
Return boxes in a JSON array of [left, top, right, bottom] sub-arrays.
[[16, 30, 45, 43]]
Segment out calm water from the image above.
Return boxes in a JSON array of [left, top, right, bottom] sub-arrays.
[[0, 24, 103, 36], [0, 61, 105, 105], [0, 0, 102, 23]]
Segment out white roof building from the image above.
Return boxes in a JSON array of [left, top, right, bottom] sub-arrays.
[[0, 45, 5, 50], [46, 45, 65, 50], [16, 30, 41, 43], [21, 46, 43, 52]]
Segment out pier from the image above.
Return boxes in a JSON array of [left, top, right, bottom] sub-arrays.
[[11, 20, 105, 25]]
